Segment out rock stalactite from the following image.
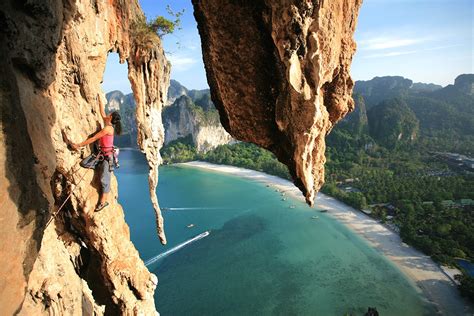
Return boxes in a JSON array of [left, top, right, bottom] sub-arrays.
[[192, 0, 362, 205], [128, 33, 171, 246], [0, 0, 168, 314]]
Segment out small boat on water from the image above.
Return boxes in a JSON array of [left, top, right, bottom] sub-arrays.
[[320, 209, 328, 213], [311, 216, 319, 220], [289, 205, 296, 209], [162, 207, 170, 211], [187, 224, 195, 228], [281, 198, 287, 201]]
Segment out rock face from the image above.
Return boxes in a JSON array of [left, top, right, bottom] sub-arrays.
[[167, 79, 189, 105], [192, 0, 363, 205], [106, 91, 139, 148], [340, 93, 368, 135], [367, 98, 419, 148], [163, 89, 233, 152], [354, 76, 413, 108], [108, 82, 233, 153], [0, 0, 168, 314], [453, 74, 474, 96]]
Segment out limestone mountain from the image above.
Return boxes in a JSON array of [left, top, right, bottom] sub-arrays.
[[162, 92, 233, 152], [452, 74, 474, 96], [106, 90, 137, 147], [167, 79, 213, 109], [339, 93, 368, 136], [406, 75, 474, 151], [354, 76, 414, 109], [367, 98, 419, 148], [410, 82, 443, 93], [106, 80, 233, 152], [340, 74, 474, 153], [167, 79, 188, 105]]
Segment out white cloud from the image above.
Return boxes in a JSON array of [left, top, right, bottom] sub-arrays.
[[359, 37, 428, 50], [362, 43, 464, 59], [167, 55, 197, 71], [364, 50, 418, 59]]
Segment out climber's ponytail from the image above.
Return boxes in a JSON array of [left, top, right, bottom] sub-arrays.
[[111, 111, 122, 135]]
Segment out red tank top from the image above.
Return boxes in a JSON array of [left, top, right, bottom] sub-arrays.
[[99, 134, 114, 156]]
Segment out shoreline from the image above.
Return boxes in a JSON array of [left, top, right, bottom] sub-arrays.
[[179, 161, 473, 316]]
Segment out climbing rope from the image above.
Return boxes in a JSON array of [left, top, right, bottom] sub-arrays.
[[45, 154, 102, 229]]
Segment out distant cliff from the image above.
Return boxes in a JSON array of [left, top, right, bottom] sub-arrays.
[[338, 74, 474, 152], [106, 91, 138, 147], [163, 82, 233, 152], [107, 80, 233, 152]]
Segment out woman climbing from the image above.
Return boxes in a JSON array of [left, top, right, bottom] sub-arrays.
[[71, 94, 122, 211]]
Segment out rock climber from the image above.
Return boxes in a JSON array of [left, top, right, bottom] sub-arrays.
[[71, 94, 122, 211]]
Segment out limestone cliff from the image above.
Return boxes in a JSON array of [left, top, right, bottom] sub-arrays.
[[106, 83, 233, 153], [163, 92, 233, 153], [106, 91, 138, 148], [192, 0, 362, 205], [0, 0, 168, 314]]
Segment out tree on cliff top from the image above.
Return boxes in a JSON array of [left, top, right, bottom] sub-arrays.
[[131, 5, 184, 50], [147, 5, 184, 38]]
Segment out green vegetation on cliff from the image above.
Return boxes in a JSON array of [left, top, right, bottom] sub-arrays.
[[367, 98, 419, 149]]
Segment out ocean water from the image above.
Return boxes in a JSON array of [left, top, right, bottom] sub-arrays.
[[116, 149, 434, 316]]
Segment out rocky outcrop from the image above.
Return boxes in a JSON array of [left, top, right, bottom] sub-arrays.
[[354, 76, 413, 108], [167, 79, 189, 105], [367, 98, 419, 148], [410, 82, 442, 93], [0, 0, 168, 314], [106, 91, 139, 148], [192, 0, 363, 205], [340, 93, 368, 135], [163, 93, 233, 152], [453, 74, 474, 95], [108, 82, 233, 153]]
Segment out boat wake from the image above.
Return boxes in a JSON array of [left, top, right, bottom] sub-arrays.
[[163, 207, 229, 211], [145, 231, 210, 266]]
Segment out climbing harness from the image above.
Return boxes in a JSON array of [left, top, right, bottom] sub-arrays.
[[98, 145, 120, 171], [44, 153, 102, 229]]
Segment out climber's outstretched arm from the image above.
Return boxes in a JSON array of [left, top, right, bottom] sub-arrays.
[[98, 94, 107, 120], [71, 128, 108, 150]]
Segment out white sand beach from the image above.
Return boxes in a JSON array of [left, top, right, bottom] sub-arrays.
[[181, 161, 473, 316]]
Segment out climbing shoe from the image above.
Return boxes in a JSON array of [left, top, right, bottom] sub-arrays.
[[95, 201, 109, 212]]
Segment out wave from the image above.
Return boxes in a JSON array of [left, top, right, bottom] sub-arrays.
[[145, 231, 210, 266]]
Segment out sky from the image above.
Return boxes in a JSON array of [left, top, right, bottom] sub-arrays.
[[102, 0, 473, 94]]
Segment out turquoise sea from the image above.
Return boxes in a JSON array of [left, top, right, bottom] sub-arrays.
[[116, 149, 434, 315]]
